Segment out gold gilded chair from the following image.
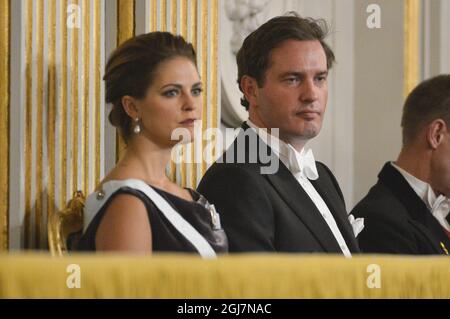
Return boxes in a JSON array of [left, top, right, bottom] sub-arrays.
[[48, 191, 85, 256]]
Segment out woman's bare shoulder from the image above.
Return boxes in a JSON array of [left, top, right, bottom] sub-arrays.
[[95, 192, 152, 253]]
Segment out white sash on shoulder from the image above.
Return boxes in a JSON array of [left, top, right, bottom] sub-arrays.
[[83, 179, 217, 259]]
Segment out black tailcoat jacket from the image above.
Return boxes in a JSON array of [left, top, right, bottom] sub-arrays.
[[351, 162, 450, 255], [198, 123, 360, 254]]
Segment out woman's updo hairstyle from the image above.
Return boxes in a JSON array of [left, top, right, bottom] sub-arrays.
[[104, 32, 197, 142]]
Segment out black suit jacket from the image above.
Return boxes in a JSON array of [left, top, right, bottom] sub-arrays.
[[197, 123, 360, 254], [351, 162, 450, 255]]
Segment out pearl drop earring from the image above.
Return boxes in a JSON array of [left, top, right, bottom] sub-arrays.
[[133, 118, 141, 134]]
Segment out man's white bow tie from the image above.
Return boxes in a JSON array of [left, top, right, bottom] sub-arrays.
[[288, 147, 319, 180]]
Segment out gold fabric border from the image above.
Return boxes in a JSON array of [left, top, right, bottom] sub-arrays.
[[404, 0, 420, 98], [116, 0, 135, 161], [0, 0, 10, 251], [1, 254, 449, 298]]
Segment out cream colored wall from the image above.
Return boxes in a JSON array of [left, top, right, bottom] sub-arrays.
[[353, 0, 405, 205], [423, 0, 450, 78], [352, 0, 450, 206]]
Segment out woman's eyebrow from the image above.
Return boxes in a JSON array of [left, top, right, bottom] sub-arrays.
[[160, 83, 182, 90]]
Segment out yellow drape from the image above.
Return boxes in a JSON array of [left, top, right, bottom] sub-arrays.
[[0, 253, 448, 298]]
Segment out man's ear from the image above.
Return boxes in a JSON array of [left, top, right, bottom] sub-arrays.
[[121, 95, 140, 119], [426, 119, 447, 149], [240, 75, 259, 107]]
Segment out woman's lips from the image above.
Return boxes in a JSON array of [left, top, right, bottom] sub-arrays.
[[179, 119, 197, 126]]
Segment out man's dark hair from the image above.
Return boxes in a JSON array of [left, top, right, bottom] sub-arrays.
[[401, 74, 450, 146], [236, 12, 335, 110]]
